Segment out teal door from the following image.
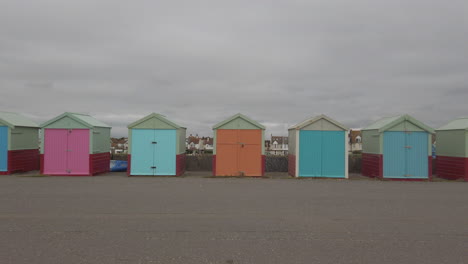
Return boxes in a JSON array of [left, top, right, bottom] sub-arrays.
[[0, 126, 7, 172], [299, 130, 345, 177], [383, 131, 428, 179], [131, 129, 176, 176]]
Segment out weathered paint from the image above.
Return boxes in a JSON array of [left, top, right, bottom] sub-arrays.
[[362, 130, 381, 154], [215, 129, 262, 176], [0, 126, 7, 171], [43, 129, 90, 175], [383, 131, 428, 179], [10, 127, 39, 150]]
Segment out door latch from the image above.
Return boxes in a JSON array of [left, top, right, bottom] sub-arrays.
[[151, 166, 156, 169]]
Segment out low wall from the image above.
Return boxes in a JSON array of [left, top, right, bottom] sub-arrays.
[[110, 154, 437, 174]]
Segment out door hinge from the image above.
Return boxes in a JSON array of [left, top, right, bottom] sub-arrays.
[[152, 141, 157, 144], [151, 166, 156, 169]]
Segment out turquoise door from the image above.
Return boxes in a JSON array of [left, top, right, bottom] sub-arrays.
[[322, 131, 345, 177], [299, 131, 322, 176], [0, 126, 7, 172], [299, 130, 345, 177], [383, 131, 428, 179], [131, 129, 176, 176], [406, 132, 428, 178]]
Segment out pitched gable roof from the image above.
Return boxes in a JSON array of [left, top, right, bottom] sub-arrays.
[[289, 114, 348, 130], [212, 113, 265, 130], [40, 112, 110, 128], [127, 113, 184, 129], [437, 117, 468, 131], [363, 114, 434, 133], [0, 111, 39, 128]]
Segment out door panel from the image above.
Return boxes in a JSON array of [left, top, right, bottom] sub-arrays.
[[0, 126, 8, 171], [216, 144, 239, 176], [299, 130, 322, 176], [238, 130, 261, 145], [217, 130, 238, 144], [67, 129, 89, 175], [238, 144, 261, 176], [383, 132, 406, 178], [153, 130, 176, 175], [131, 129, 155, 175], [406, 132, 428, 178], [322, 131, 345, 177], [44, 129, 68, 174]]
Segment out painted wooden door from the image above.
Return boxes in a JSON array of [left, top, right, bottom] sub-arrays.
[[299, 130, 345, 177], [0, 126, 7, 172], [44, 129, 89, 175], [131, 129, 176, 176], [405, 132, 428, 178], [66, 129, 90, 175], [322, 131, 345, 177], [383, 131, 428, 178], [299, 131, 322, 176], [216, 129, 261, 176]]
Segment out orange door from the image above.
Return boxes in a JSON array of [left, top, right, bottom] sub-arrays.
[[216, 129, 262, 176]]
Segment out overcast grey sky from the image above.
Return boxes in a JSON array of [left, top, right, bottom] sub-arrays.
[[1, 0, 467, 137]]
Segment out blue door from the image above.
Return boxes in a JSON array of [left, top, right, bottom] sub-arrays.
[[0, 126, 7, 172], [383, 132, 406, 178], [406, 132, 428, 178], [131, 129, 176, 176], [153, 130, 176, 175], [299, 131, 322, 176], [322, 131, 345, 177], [131, 129, 155, 175], [383, 131, 428, 179]]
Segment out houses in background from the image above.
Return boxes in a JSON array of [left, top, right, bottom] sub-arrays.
[[268, 135, 289, 155], [186, 134, 213, 153], [111, 137, 128, 154], [349, 129, 362, 152]]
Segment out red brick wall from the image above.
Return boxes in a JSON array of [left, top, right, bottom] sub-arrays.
[[362, 153, 383, 178], [436, 155, 467, 180], [176, 154, 186, 176], [288, 155, 296, 177], [90, 152, 110, 176]]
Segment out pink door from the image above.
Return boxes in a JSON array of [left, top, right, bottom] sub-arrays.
[[44, 129, 89, 175]]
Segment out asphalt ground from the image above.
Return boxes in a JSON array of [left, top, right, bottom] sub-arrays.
[[0, 172, 466, 264]]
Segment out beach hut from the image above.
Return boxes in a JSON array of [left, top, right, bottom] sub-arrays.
[[213, 113, 265, 176], [362, 115, 434, 180], [127, 113, 186, 176], [40, 112, 111, 176], [288, 115, 348, 178], [0, 112, 40, 175], [435, 117, 468, 181]]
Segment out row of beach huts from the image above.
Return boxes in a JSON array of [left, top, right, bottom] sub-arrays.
[[0, 111, 467, 181]]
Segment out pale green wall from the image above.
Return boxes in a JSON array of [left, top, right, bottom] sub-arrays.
[[302, 119, 343, 131], [131, 117, 175, 129], [91, 127, 111, 154], [466, 132, 468, 158], [213, 130, 217, 155], [43, 116, 88, 129], [177, 128, 186, 154], [362, 130, 381, 154], [10, 127, 39, 150], [436, 130, 466, 157], [216, 118, 261, 129], [127, 129, 132, 154], [387, 121, 425, 132], [288, 129, 296, 155]]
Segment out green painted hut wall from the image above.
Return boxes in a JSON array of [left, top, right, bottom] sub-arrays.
[[43, 116, 88, 129], [387, 121, 425, 132], [436, 130, 465, 157], [10, 127, 39, 150], [288, 129, 296, 155], [216, 118, 261, 130], [91, 127, 111, 154], [301, 119, 343, 131], [362, 130, 381, 154], [213, 130, 217, 155], [177, 128, 186, 154]]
